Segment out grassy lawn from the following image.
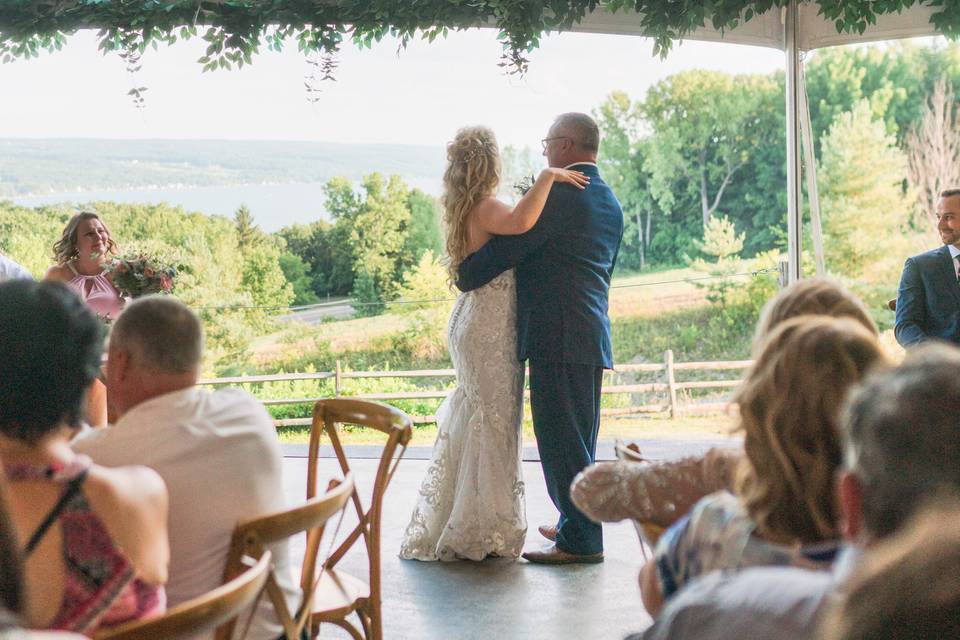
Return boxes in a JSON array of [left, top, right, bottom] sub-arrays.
[[277, 412, 737, 446]]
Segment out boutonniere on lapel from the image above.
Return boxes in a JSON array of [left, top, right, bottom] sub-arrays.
[[514, 175, 536, 197]]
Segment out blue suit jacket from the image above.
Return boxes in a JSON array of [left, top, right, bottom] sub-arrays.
[[895, 245, 960, 346], [456, 164, 624, 368]]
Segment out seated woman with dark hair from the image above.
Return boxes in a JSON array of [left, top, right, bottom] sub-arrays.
[[0, 281, 169, 634]]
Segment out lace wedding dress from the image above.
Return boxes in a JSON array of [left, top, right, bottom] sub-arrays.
[[399, 269, 527, 561]]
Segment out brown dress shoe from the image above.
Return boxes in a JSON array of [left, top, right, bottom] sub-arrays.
[[538, 524, 557, 541], [522, 544, 604, 565]]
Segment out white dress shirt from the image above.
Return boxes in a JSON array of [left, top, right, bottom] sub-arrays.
[[949, 244, 960, 280], [0, 254, 32, 282], [73, 387, 296, 640]]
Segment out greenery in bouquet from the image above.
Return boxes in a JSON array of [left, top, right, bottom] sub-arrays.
[[105, 254, 178, 298], [513, 175, 536, 197]]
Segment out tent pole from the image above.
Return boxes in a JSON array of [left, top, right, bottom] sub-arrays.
[[785, 0, 802, 283], [799, 62, 826, 275]]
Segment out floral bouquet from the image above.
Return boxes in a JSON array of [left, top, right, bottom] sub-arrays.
[[104, 254, 177, 298]]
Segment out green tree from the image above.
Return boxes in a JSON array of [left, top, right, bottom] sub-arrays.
[[402, 189, 443, 263], [234, 204, 262, 252], [595, 91, 657, 271], [642, 71, 777, 232], [278, 252, 321, 305], [325, 173, 412, 309], [276, 220, 341, 297], [818, 101, 912, 279]]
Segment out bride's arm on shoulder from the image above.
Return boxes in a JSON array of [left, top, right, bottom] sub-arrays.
[[474, 168, 589, 236]]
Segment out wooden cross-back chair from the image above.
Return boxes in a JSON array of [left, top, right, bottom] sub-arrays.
[[306, 398, 413, 640], [217, 474, 356, 640], [95, 551, 271, 640]]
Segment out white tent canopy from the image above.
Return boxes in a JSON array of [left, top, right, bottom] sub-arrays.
[[567, 1, 943, 283], [572, 3, 939, 51]]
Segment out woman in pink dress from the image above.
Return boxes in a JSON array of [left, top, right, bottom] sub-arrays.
[[45, 212, 124, 427]]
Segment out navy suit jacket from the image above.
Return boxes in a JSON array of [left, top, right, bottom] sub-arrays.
[[456, 163, 624, 368], [895, 245, 960, 346]]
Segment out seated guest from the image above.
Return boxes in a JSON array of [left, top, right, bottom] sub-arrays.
[[637, 317, 885, 615], [0, 281, 168, 634], [895, 188, 960, 346], [72, 296, 297, 640], [819, 500, 960, 640], [641, 346, 960, 640], [573, 277, 877, 529]]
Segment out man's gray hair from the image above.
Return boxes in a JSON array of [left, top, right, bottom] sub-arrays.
[[111, 296, 203, 373], [842, 345, 960, 539], [555, 112, 600, 154]]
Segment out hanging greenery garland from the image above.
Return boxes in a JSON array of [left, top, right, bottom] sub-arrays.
[[0, 1, 957, 77]]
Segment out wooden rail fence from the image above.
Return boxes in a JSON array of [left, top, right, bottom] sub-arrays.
[[197, 350, 752, 426]]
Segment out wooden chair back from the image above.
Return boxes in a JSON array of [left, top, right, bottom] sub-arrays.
[[307, 398, 413, 640], [218, 475, 355, 640], [95, 551, 271, 640]]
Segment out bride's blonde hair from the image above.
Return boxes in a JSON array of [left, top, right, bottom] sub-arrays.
[[442, 126, 501, 282]]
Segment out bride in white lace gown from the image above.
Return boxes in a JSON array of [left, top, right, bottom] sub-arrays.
[[399, 126, 589, 561]]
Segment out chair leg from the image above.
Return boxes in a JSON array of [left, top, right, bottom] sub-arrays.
[[357, 611, 372, 640]]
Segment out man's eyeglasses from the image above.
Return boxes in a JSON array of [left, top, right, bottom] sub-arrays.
[[541, 136, 570, 150]]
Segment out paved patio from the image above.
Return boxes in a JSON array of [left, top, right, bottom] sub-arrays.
[[281, 437, 737, 640]]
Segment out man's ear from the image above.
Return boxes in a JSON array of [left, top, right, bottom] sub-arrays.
[[837, 470, 865, 542], [108, 347, 131, 382]]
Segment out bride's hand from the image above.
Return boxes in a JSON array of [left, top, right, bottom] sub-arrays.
[[544, 168, 590, 189]]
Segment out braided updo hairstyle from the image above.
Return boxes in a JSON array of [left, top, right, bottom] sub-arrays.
[[442, 126, 501, 283]]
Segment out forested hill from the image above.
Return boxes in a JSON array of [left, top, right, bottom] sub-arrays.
[[0, 138, 446, 196]]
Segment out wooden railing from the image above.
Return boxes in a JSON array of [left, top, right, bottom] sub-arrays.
[[197, 350, 753, 426]]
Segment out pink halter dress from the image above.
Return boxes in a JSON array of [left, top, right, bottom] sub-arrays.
[[6, 455, 165, 633], [66, 262, 124, 320]]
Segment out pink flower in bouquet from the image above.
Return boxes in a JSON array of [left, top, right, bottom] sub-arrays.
[[115, 262, 129, 274], [143, 266, 156, 278], [160, 274, 173, 292]]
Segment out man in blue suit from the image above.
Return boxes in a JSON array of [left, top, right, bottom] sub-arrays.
[[457, 113, 624, 564], [896, 189, 960, 346]]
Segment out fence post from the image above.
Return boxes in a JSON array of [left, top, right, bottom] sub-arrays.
[[334, 360, 342, 397], [665, 349, 679, 419]]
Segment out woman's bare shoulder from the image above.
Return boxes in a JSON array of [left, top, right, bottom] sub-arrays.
[[43, 264, 71, 282], [471, 196, 511, 220]]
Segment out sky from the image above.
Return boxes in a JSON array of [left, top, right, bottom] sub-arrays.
[[0, 28, 788, 148]]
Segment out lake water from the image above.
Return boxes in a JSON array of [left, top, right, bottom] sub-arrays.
[[12, 178, 443, 232]]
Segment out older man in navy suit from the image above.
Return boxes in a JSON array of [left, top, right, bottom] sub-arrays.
[[896, 188, 960, 346], [457, 113, 624, 564]]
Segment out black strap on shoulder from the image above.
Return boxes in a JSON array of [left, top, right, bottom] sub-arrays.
[[24, 469, 89, 557]]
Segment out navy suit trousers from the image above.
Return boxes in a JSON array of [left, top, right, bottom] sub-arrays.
[[528, 359, 604, 555]]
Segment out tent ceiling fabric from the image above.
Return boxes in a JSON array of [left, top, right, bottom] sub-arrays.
[[568, 4, 939, 51]]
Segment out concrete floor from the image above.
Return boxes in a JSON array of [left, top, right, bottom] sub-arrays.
[[281, 437, 737, 640]]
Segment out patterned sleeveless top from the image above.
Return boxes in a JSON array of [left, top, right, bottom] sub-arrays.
[[6, 455, 165, 633], [65, 261, 124, 320]]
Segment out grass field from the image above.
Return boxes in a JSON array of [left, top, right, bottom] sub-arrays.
[[276, 412, 738, 445]]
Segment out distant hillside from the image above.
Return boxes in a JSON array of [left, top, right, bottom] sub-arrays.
[[0, 138, 446, 196]]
